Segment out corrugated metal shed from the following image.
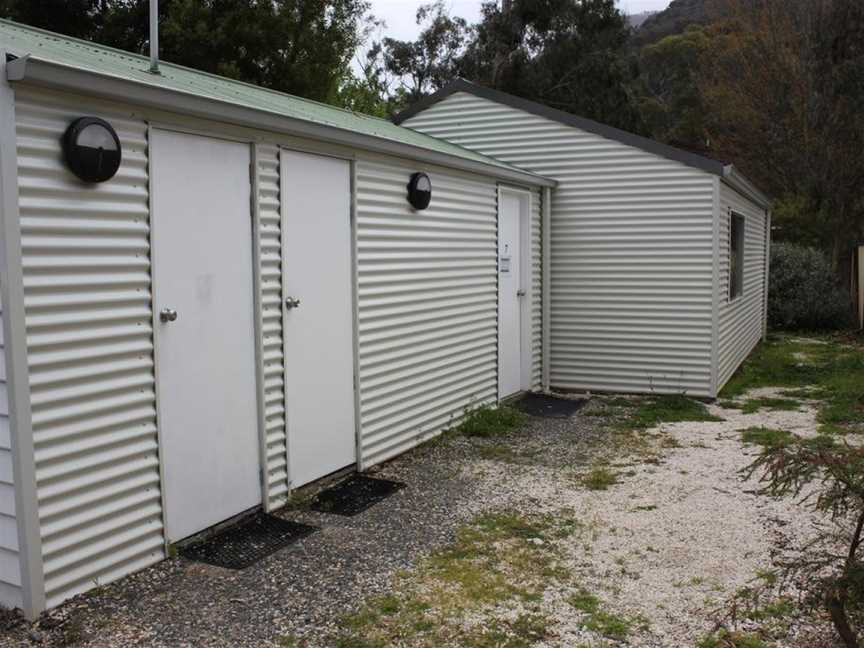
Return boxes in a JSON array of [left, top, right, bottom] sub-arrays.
[[0, 21, 556, 620], [402, 89, 719, 396]]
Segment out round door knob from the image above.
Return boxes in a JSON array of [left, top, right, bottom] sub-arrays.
[[285, 297, 301, 310], [160, 308, 178, 322]]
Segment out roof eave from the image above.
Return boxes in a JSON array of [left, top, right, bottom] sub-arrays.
[[6, 56, 556, 189], [394, 79, 728, 176], [397, 80, 775, 206], [722, 164, 772, 210]]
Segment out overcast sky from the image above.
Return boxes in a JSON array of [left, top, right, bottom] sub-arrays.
[[367, 0, 672, 41]]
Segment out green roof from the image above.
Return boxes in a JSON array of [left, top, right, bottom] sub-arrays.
[[0, 19, 540, 179]]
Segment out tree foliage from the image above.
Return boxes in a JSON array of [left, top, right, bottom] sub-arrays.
[[0, 0, 372, 103], [382, 1, 468, 106], [698, 0, 864, 274], [380, 0, 642, 132]]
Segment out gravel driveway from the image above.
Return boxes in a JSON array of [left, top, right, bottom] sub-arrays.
[[0, 390, 840, 647]]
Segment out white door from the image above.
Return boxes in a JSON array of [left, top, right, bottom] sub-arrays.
[[281, 150, 356, 487], [499, 190, 527, 398], [151, 130, 261, 542]]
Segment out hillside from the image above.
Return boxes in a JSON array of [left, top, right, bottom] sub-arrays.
[[632, 0, 714, 45], [627, 10, 657, 29]]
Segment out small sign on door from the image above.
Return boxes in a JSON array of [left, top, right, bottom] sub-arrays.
[[500, 255, 511, 274]]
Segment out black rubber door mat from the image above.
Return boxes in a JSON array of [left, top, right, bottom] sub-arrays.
[[310, 474, 405, 516], [180, 513, 318, 570], [513, 393, 586, 418]]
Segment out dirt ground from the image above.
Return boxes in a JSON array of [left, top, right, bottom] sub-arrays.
[[0, 338, 851, 648]]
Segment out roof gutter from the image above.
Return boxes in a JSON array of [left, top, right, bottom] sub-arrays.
[[722, 164, 771, 210], [6, 55, 556, 189]]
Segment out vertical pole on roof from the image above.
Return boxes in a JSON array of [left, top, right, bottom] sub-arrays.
[[149, 0, 160, 74]]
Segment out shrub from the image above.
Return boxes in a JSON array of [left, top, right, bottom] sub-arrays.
[[768, 242, 852, 331], [744, 437, 864, 647]]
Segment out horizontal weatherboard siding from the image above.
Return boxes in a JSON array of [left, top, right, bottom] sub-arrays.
[[404, 92, 716, 396], [355, 158, 499, 467]]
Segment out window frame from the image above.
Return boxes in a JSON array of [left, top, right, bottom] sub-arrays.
[[729, 211, 746, 301]]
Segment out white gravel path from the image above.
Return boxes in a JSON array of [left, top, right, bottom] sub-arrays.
[[458, 391, 840, 646]]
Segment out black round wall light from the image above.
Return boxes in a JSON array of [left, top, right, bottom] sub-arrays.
[[63, 117, 122, 183], [406, 172, 432, 210]]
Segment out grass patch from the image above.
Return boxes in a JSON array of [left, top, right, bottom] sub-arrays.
[[717, 400, 742, 410], [739, 397, 801, 414], [333, 510, 577, 647], [619, 395, 723, 431], [566, 589, 642, 639], [722, 334, 864, 434], [697, 630, 771, 648], [453, 404, 526, 438], [581, 466, 618, 491], [740, 427, 794, 448]]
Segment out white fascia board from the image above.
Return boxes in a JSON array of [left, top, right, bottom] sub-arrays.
[[722, 165, 771, 210], [6, 56, 556, 189]]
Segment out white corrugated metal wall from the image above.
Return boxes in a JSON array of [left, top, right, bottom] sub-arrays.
[[0, 294, 22, 609], [530, 189, 542, 391], [12, 89, 297, 608], [355, 158, 499, 467], [716, 183, 769, 391], [255, 144, 288, 510], [403, 92, 716, 396], [7, 87, 547, 611], [15, 89, 163, 608]]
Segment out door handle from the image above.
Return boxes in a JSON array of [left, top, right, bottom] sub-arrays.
[[516, 289, 526, 297], [285, 296, 301, 310], [160, 308, 178, 322]]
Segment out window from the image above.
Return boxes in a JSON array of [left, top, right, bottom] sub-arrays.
[[729, 212, 746, 300]]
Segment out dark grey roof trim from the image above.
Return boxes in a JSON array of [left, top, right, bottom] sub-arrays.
[[394, 79, 771, 209]]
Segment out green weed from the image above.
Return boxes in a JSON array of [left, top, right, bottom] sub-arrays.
[[454, 404, 526, 438], [581, 466, 619, 491], [697, 629, 771, 648], [740, 427, 794, 448], [620, 395, 723, 430]]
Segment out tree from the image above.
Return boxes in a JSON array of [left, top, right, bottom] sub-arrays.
[[381, 1, 468, 106], [337, 42, 391, 117], [0, 0, 106, 40], [380, 0, 642, 131], [698, 0, 864, 284], [636, 26, 712, 153], [460, 0, 643, 131], [0, 0, 372, 103]]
